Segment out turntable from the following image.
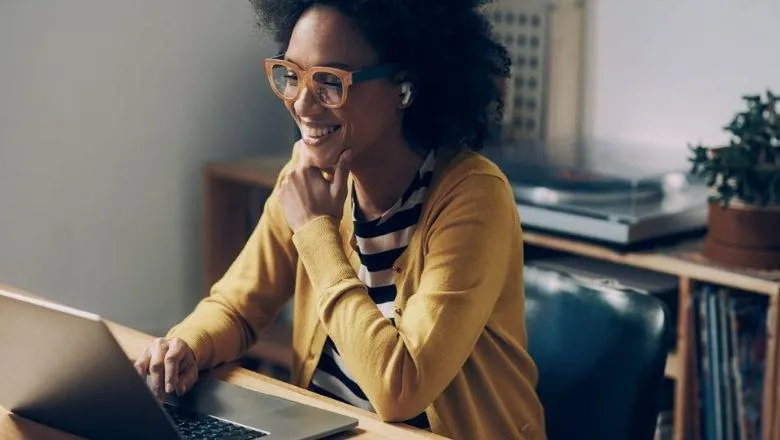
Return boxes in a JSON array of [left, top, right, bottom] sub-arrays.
[[481, 138, 709, 248]]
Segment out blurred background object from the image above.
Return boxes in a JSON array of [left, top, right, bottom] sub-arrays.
[[0, 0, 294, 336]]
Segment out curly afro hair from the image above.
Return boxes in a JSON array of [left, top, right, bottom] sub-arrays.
[[249, 0, 511, 152]]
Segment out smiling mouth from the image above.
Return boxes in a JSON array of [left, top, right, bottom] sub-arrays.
[[301, 125, 342, 145]]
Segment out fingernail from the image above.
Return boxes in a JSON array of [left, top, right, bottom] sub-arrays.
[[165, 384, 173, 394]]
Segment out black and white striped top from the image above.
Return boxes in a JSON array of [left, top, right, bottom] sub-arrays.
[[309, 151, 436, 428]]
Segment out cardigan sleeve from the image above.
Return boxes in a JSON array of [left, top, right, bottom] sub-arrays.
[[166, 163, 298, 370], [292, 172, 517, 421]]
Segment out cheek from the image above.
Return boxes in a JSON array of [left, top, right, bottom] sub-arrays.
[[284, 102, 298, 122], [342, 92, 400, 143]]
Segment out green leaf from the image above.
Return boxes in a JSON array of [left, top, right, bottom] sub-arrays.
[[688, 89, 779, 206]]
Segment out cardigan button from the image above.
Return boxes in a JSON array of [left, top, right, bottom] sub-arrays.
[[392, 265, 402, 273]]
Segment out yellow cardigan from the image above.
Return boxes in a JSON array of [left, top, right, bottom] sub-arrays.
[[168, 150, 546, 439]]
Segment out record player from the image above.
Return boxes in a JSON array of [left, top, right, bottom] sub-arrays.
[[481, 138, 709, 248]]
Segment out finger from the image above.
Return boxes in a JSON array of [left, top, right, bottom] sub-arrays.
[[332, 149, 352, 184], [292, 139, 304, 158], [293, 140, 315, 168], [331, 150, 352, 197], [149, 339, 169, 400], [296, 165, 322, 189], [164, 340, 185, 394], [133, 346, 151, 377], [177, 363, 199, 396]]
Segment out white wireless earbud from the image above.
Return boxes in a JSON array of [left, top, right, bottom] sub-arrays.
[[400, 82, 413, 107]]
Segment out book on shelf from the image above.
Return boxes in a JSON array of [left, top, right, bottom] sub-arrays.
[[693, 283, 768, 440]]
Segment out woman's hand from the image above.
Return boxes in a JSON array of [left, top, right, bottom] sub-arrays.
[[134, 337, 198, 402], [279, 141, 352, 232]]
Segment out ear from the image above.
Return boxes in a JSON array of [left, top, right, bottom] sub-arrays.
[[400, 82, 413, 107], [395, 72, 416, 109]]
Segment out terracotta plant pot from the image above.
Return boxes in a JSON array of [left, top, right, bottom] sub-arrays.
[[703, 201, 780, 269]]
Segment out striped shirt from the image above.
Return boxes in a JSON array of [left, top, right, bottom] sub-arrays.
[[309, 151, 436, 429]]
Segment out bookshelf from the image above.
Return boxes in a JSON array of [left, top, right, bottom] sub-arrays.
[[202, 154, 780, 440], [522, 231, 780, 440]]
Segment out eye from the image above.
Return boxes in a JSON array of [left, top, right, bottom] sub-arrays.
[[315, 73, 342, 88], [283, 70, 299, 82]]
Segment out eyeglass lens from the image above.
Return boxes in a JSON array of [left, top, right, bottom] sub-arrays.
[[270, 65, 344, 106]]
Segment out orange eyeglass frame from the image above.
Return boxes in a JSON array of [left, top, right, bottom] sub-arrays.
[[263, 55, 401, 109]]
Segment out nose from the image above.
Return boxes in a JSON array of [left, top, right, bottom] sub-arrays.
[[293, 83, 325, 118]]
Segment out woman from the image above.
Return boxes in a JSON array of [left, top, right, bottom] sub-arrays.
[[135, 1, 546, 438]]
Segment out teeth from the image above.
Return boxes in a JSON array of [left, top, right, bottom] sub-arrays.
[[306, 126, 340, 138]]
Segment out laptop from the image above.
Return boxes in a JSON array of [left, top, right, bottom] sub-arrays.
[[0, 289, 358, 440]]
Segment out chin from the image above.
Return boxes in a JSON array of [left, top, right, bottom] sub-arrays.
[[301, 141, 345, 170], [299, 124, 351, 169]]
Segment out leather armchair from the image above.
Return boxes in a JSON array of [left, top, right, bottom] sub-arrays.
[[524, 265, 674, 440]]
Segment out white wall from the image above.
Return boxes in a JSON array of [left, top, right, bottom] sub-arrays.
[[0, 1, 292, 335], [583, 0, 780, 148]]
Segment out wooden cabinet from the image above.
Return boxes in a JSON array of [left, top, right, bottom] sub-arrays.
[[203, 155, 780, 440]]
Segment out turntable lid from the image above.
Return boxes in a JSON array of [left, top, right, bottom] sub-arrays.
[[481, 137, 694, 187]]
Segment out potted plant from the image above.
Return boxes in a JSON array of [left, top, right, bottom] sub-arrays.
[[689, 89, 780, 269]]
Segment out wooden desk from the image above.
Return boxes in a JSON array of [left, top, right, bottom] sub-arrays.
[[0, 286, 445, 440]]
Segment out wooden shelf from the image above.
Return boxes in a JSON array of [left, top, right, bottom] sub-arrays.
[[205, 156, 289, 188], [202, 155, 780, 298], [523, 230, 780, 296], [665, 351, 680, 380]]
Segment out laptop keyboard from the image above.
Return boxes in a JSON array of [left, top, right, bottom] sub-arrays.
[[164, 403, 267, 440]]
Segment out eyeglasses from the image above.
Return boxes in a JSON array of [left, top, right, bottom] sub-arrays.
[[263, 55, 401, 109]]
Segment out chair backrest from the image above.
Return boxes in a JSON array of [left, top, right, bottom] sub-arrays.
[[523, 266, 673, 440]]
